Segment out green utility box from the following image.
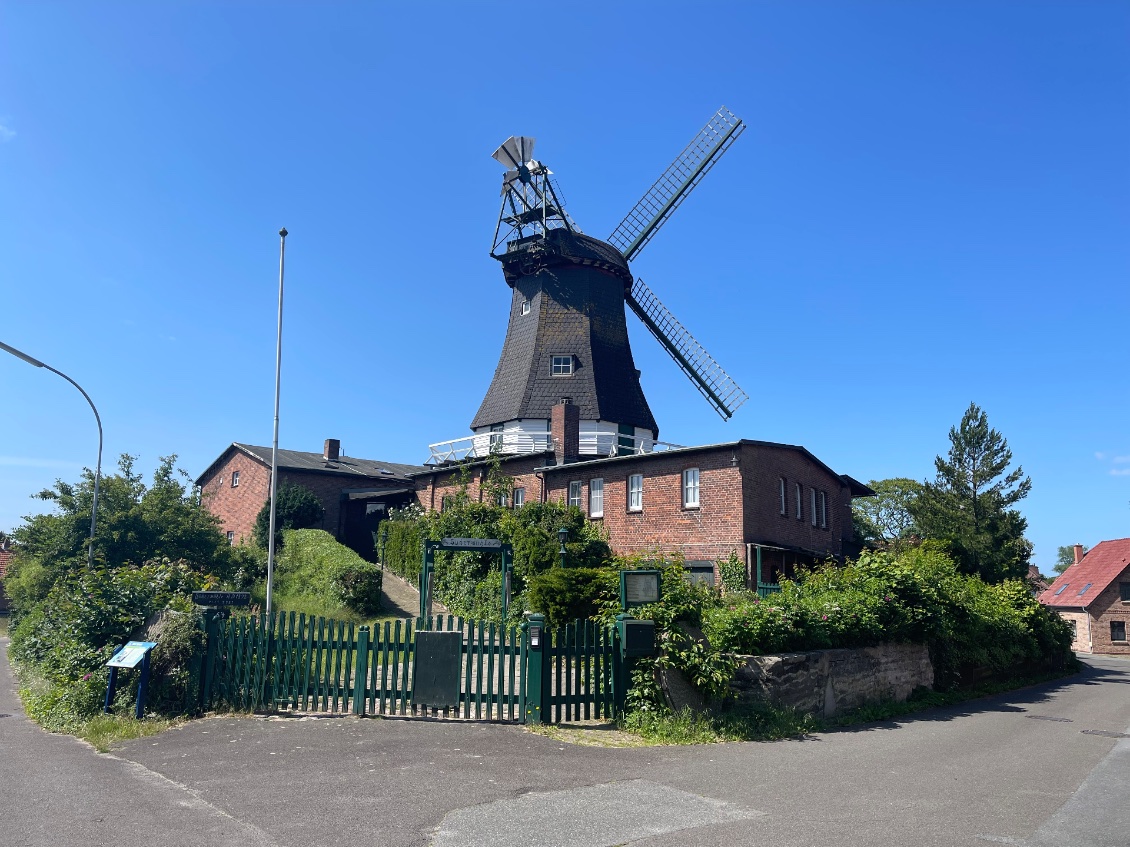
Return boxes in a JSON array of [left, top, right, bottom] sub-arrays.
[[616, 616, 657, 658]]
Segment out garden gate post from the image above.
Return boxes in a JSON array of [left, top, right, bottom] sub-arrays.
[[199, 609, 223, 712], [521, 614, 546, 724], [612, 614, 630, 716]]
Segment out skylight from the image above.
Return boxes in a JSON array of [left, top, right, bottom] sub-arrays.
[[1054, 584, 1069, 596], [1078, 583, 1093, 597]]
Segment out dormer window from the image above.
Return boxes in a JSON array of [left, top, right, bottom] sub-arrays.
[[551, 355, 574, 376]]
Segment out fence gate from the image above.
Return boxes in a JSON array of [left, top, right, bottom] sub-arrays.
[[200, 611, 623, 724]]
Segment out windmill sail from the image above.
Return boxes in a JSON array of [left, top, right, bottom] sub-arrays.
[[608, 107, 745, 263], [626, 277, 748, 420]]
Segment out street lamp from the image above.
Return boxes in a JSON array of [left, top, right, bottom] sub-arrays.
[[265, 227, 288, 618], [0, 340, 102, 568], [557, 526, 569, 568]]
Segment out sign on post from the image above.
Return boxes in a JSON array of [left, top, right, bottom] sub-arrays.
[[619, 569, 662, 611], [104, 641, 159, 719], [440, 537, 503, 549], [106, 641, 158, 669], [191, 591, 251, 608]]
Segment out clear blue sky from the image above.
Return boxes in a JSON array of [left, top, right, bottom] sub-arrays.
[[2, 2, 1127, 572]]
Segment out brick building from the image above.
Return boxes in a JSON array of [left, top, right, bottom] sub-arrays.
[[414, 403, 872, 585], [0, 539, 11, 613], [1039, 539, 1130, 655], [196, 440, 426, 557]]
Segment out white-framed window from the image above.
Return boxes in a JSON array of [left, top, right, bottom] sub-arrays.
[[779, 477, 787, 515], [683, 468, 700, 508], [795, 482, 802, 520], [819, 490, 827, 529], [489, 423, 504, 450], [811, 489, 818, 526], [589, 478, 604, 518], [521, 299, 531, 315], [226, 531, 235, 545], [628, 474, 643, 511], [551, 355, 574, 376], [441, 495, 454, 512], [568, 481, 582, 507], [231, 470, 240, 488], [513, 487, 525, 508], [497, 491, 509, 507]]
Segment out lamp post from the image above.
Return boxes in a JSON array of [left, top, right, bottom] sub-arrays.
[[0, 341, 102, 568], [265, 227, 288, 618], [557, 526, 568, 569]]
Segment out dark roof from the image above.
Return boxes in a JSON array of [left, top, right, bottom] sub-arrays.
[[471, 230, 658, 435], [534, 438, 872, 494], [1039, 538, 1130, 609], [196, 443, 428, 485]]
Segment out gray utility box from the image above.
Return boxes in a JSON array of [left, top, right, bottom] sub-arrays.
[[618, 619, 657, 658]]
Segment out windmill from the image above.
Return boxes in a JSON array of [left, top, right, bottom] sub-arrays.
[[462, 107, 749, 460]]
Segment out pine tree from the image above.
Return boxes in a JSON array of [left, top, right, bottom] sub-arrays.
[[910, 403, 1032, 582]]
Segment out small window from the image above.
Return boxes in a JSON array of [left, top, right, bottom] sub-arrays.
[[811, 489, 818, 526], [1053, 583, 1069, 596], [568, 481, 583, 507], [683, 468, 700, 508], [551, 355, 574, 376], [1120, 583, 1130, 602], [1112, 620, 1126, 642], [226, 531, 235, 545], [512, 487, 525, 508], [231, 471, 240, 488], [819, 491, 827, 529], [441, 495, 454, 512], [779, 477, 787, 515], [489, 424, 504, 451], [1078, 583, 1093, 597], [795, 482, 802, 520], [628, 474, 643, 511], [589, 478, 604, 518], [497, 492, 509, 507], [521, 299, 531, 315]]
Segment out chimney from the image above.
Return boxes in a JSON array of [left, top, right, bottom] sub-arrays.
[[550, 399, 579, 465], [1073, 544, 1085, 565], [324, 438, 341, 462]]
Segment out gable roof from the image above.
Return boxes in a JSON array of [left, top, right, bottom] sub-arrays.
[[1038, 538, 1130, 609], [196, 443, 428, 486]]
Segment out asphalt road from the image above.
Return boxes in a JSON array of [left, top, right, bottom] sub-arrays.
[[3, 636, 1130, 847]]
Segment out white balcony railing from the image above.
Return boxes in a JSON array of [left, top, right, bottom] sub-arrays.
[[425, 430, 684, 464]]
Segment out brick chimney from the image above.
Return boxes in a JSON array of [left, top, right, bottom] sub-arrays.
[[1073, 544, 1085, 565], [324, 438, 341, 462], [550, 400, 579, 465]]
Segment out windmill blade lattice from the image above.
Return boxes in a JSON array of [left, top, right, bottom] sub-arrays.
[[608, 107, 745, 262], [626, 278, 749, 420]]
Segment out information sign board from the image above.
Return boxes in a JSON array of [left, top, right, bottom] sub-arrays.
[[620, 569, 662, 610], [106, 641, 158, 669]]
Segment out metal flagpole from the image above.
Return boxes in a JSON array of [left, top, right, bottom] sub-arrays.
[[265, 227, 287, 618]]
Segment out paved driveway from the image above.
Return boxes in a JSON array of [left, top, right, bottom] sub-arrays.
[[3, 636, 1130, 847]]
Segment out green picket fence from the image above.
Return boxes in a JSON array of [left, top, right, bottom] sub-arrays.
[[543, 619, 617, 723], [201, 611, 615, 723]]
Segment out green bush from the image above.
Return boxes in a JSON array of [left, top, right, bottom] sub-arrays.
[[525, 567, 617, 628], [254, 482, 325, 550], [274, 529, 383, 616], [379, 508, 424, 583]]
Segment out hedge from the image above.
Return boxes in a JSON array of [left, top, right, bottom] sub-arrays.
[[275, 529, 383, 616]]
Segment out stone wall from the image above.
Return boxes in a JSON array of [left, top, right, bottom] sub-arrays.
[[730, 643, 934, 719]]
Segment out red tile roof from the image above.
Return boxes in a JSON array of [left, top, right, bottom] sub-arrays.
[[1039, 538, 1130, 609]]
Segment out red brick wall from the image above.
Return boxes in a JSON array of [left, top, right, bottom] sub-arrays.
[[543, 450, 745, 564], [415, 455, 549, 511], [199, 449, 387, 545], [740, 443, 846, 561]]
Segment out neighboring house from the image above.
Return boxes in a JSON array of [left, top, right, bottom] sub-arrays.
[[0, 539, 11, 613], [196, 440, 427, 558], [1026, 564, 1050, 596], [1039, 539, 1130, 655]]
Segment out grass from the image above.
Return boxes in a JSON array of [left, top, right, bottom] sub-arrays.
[[78, 714, 179, 752]]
